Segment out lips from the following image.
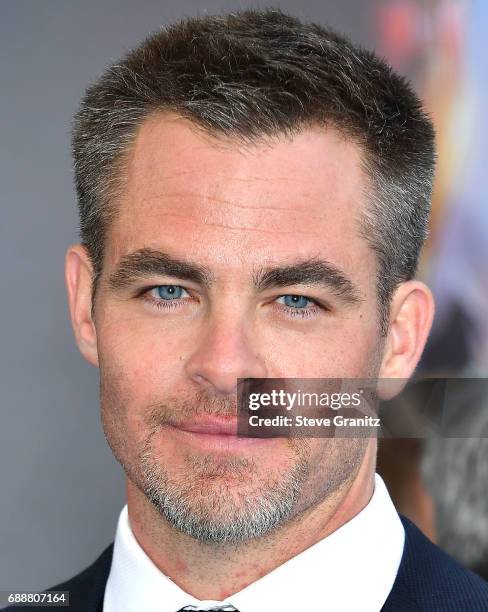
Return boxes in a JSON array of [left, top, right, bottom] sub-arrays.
[[162, 414, 277, 450], [173, 415, 240, 436]]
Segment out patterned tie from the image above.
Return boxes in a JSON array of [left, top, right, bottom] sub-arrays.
[[177, 606, 240, 611]]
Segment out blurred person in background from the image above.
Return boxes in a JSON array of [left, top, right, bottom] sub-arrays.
[[422, 383, 488, 581]]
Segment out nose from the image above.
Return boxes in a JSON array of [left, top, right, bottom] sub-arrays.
[[184, 313, 267, 396]]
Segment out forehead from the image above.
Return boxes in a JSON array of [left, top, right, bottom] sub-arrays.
[[106, 113, 372, 275]]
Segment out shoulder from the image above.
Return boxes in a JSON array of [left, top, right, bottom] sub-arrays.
[[2, 543, 114, 612], [382, 516, 488, 611]]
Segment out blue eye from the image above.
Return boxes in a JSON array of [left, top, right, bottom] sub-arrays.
[[278, 295, 313, 309], [155, 285, 186, 300], [141, 284, 191, 312]]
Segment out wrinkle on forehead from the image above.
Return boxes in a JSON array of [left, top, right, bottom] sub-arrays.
[[107, 113, 370, 272], [149, 170, 298, 184], [138, 191, 323, 212], [122, 113, 364, 198], [134, 213, 321, 237]]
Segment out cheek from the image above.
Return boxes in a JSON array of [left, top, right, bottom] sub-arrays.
[[97, 311, 188, 401], [326, 325, 380, 374], [259, 316, 381, 378], [96, 318, 186, 458]]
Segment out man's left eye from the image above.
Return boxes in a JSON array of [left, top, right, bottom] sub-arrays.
[[277, 295, 314, 309], [152, 285, 189, 300]]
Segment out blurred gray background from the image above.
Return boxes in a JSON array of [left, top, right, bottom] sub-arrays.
[[0, 0, 374, 590]]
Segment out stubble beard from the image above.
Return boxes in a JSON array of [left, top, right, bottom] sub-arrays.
[[102, 383, 372, 546], [137, 386, 312, 544], [133, 399, 366, 544], [138, 436, 312, 544]]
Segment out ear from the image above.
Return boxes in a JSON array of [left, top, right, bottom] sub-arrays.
[[377, 280, 434, 399], [65, 244, 99, 367]]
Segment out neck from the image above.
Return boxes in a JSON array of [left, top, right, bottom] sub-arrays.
[[127, 441, 376, 600]]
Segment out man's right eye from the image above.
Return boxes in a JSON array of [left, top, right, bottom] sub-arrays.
[[151, 285, 188, 300], [139, 284, 192, 311]]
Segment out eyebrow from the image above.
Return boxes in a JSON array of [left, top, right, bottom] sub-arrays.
[[108, 248, 214, 290], [254, 258, 362, 305], [108, 249, 362, 305]]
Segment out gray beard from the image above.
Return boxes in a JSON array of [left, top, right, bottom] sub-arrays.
[[138, 445, 311, 544]]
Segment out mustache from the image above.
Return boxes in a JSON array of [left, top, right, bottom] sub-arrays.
[[145, 389, 239, 429]]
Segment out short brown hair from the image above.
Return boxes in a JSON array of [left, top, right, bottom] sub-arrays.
[[72, 9, 435, 332]]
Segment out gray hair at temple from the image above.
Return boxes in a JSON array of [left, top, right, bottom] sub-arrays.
[[71, 9, 435, 334]]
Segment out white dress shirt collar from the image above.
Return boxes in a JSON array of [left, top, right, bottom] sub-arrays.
[[103, 474, 404, 612]]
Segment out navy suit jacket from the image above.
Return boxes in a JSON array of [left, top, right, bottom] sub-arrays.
[[5, 516, 488, 611]]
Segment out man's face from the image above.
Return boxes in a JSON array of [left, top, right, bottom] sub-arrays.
[[94, 115, 383, 543]]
